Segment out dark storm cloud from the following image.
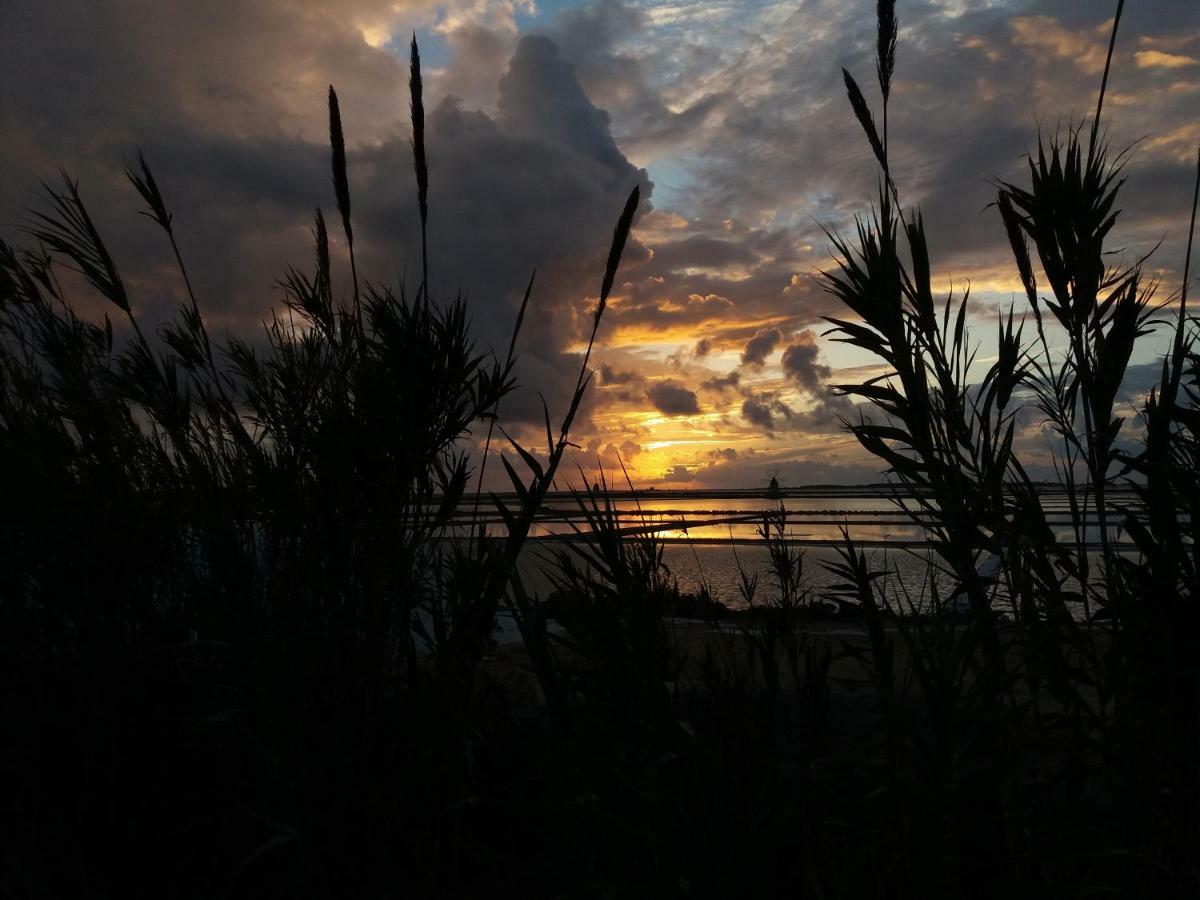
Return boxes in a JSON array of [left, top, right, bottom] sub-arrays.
[[497, 34, 628, 173], [780, 330, 831, 395], [648, 235, 759, 272], [435, 23, 514, 111], [700, 370, 740, 393], [740, 327, 783, 368], [0, 2, 651, 433], [646, 379, 702, 416], [740, 386, 855, 436], [599, 364, 643, 385], [353, 33, 653, 428], [546, 0, 729, 158], [741, 395, 778, 431]]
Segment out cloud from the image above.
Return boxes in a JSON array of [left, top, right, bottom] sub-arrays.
[[1008, 16, 1111, 75], [599, 364, 642, 385], [1135, 50, 1198, 69], [646, 379, 701, 416], [739, 386, 854, 436], [498, 34, 628, 173], [546, 0, 727, 160], [5, 0, 1198, 489], [700, 370, 740, 393], [0, 3, 651, 436], [741, 395, 777, 431], [681, 453, 881, 488], [649, 235, 758, 272], [586, 436, 643, 472], [662, 464, 694, 482], [740, 326, 782, 368], [780, 329, 831, 395]]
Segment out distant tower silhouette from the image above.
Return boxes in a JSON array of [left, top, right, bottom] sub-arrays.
[[767, 473, 781, 498]]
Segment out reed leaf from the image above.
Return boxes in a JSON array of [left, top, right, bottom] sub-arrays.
[[1089, 0, 1125, 163]]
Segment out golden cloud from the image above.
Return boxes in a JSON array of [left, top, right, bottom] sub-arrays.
[[1009, 17, 1111, 75], [1135, 50, 1199, 70]]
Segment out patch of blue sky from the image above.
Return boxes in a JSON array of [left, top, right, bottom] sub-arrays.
[[639, 156, 700, 216], [383, 28, 452, 69], [517, 0, 585, 26]]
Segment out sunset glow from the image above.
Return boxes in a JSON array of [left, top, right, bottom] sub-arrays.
[[2, 0, 1196, 489]]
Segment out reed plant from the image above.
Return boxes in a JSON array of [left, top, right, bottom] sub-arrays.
[[0, 37, 640, 896], [818, 0, 1200, 892]]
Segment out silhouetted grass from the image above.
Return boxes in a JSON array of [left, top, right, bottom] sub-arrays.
[[814, 0, 1200, 893], [3, 6, 1200, 898]]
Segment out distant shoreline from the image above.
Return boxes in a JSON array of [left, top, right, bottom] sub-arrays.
[[462, 483, 1144, 502]]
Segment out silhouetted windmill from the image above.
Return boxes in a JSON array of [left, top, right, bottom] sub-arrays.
[[766, 470, 781, 498]]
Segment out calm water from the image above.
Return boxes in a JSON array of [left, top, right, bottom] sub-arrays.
[[516, 541, 947, 611], [450, 488, 1146, 612]]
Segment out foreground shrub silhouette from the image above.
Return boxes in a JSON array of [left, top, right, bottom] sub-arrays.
[[1, 38, 641, 896], [815, 0, 1200, 893]]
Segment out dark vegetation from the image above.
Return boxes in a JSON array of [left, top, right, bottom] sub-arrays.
[[3, 4, 1200, 897]]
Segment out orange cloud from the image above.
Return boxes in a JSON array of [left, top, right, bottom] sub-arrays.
[[1009, 16, 1111, 75], [1145, 121, 1200, 162], [961, 35, 1003, 63], [1135, 50, 1199, 70]]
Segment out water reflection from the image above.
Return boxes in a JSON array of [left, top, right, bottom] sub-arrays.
[[453, 488, 1150, 613], [456, 487, 1144, 546]]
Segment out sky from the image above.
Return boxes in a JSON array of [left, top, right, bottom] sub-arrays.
[[2, 0, 1197, 488]]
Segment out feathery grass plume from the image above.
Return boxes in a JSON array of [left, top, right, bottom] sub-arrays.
[[27, 172, 130, 314], [125, 150, 171, 233], [0, 238, 48, 306], [328, 86, 352, 246], [127, 149, 259, 447], [126, 151, 208, 349], [328, 85, 360, 321], [315, 208, 331, 300], [566, 181, 639, 421], [598, 185, 640, 320], [842, 69, 886, 172], [312, 208, 335, 334], [995, 192, 1038, 311], [410, 34, 429, 295], [876, 0, 897, 101]]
